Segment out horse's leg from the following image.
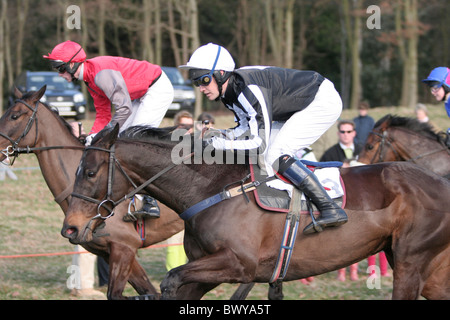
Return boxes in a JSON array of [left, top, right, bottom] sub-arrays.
[[107, 242, 157, 300], [127, 258, 159, 298], [230, 283, 255, 300], [268, 282, 284, 300], [160, 248, 254, 300], [176, 283, 220, 299], [392, 263, 423, 300], [420, 249, 450, 300]]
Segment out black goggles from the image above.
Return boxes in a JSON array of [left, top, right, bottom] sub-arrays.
[[50, 60, 67, 74], [192, 72, 213, 87]]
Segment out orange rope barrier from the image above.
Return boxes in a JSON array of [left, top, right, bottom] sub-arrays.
[[0, 243, 183, 259]]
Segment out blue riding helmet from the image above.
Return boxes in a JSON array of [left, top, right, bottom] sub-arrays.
[[422, 67, 450, 90]]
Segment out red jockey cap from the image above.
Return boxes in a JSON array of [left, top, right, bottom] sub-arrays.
[[43, 40, 86, 63]]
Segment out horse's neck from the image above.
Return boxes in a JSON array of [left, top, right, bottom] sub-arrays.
[[34, 123, 82, 212], [393, 129, 437, 157], [118, 141, 248, 213], [393, 129, 450, 174]]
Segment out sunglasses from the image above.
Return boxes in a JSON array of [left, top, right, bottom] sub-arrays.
[[339, 130, 354, 134], [192, 72, 213, 87]]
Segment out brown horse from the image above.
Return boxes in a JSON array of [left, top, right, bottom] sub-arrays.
[[62, 124, 450, 300], [0, 87, 184, 299], [358, 114, 450, 178], [0, 86, 270, 300]]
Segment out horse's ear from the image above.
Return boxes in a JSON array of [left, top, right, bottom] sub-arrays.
[[14, 87, 23, 98], [103, 123, 120, 149], [32, 85, 47, 102]]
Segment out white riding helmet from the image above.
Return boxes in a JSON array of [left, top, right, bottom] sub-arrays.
[[179, 43, 235, 72]]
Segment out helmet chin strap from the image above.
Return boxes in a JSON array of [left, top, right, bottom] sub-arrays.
[[65, 47, 84, 82], [213, 71, 232, 101]]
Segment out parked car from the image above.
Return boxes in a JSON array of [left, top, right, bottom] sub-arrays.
[[162, 66, 196, 116], [11, 71, 87, 120]]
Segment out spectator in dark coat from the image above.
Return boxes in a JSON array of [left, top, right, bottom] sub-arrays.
[[320, 120, 363, 165], [353, 101, 375, 145]]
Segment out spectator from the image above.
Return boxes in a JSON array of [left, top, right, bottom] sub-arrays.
[[69, 121, 106, 299], [353, 101, 375, 145], [415, 103, 440, 133], [174, 110, 195, 127], [368, 251, 391, 279], [164, 113, 193, 271], [320, 120, 363, 165], [196, 112, 216, 130], [320, 120, 361, 280]]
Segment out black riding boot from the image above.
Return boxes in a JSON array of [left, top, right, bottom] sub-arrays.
[[276, 155, 348, 234], [134, 195, 160, 219]]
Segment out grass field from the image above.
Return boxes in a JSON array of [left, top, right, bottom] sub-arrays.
[[0, 104, 448, 300]]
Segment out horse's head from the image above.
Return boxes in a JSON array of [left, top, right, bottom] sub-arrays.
[[0, 86, 47, 163], [358, 115, 399, 164], [61, 124, 125, 244]]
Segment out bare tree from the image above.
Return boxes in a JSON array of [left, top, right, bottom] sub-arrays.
[[166, 0, 201, 115], [15, 0, 29, 76], [264, 0, 295, 68], [396, 0, 419, 108], [97, 0, 107, 55], [0, 0, 6, 112], [342, 0, 363, 110]]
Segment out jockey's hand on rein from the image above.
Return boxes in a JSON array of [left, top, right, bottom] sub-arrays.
[[203, 128, 224, 140]]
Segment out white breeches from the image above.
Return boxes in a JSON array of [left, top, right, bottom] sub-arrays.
[[120, 71, 174, 132]]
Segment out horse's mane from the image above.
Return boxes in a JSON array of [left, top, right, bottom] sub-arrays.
[[118, 125, 192, 145], [376, 114, 443, 143]]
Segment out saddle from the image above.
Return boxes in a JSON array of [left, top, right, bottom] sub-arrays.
[[178, 160, 346, 221], [250, 160, 346, 213]]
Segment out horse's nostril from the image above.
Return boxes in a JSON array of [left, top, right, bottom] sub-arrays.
[[66, 227, 76, 235], [62, 226, 78, 239]]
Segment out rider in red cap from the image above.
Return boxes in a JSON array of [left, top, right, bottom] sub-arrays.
[[44, 40, 174, 218]]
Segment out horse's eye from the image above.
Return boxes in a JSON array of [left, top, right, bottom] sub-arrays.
[[366, 145, 374, 151], [11, 114, 19, 120], [87, 171, 96, 178]]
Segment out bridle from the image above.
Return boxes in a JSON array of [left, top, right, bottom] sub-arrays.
[[366, 130, 400, 163], [367, 128, 449, 164], [70, 143, 190, 223], [0, 99, 85, 165], [0, 99, 39, 165]]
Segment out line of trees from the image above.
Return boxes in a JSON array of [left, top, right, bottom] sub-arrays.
[[0, 0, 449, 115]]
